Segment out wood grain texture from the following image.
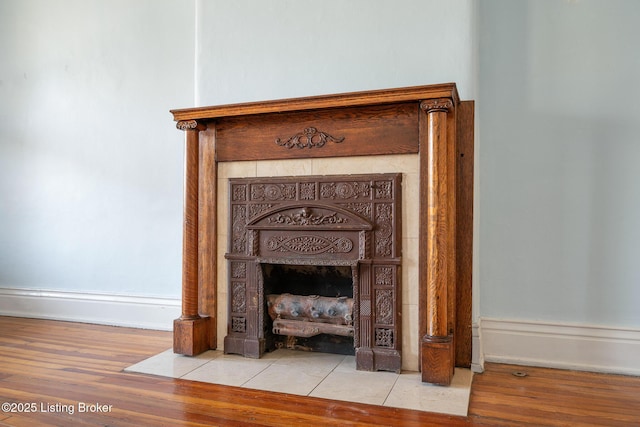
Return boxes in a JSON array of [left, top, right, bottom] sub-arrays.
[[455, 100, 474, 368], [469, 363, 640, 426], [1, 317, 639, 426], [181, 127, 201, 319], [215, 103, 419, 162], [172, 316, 211, 356], [418, 103, 429, 345], [420, 335, 454, 385], [174, 124, 212, 356], [0, 317, 466, 426], [199, 127, 217, 349], [425, 108, 450, 338], [446, 103, 458, 356], [171, 83, 459, 121], [418, 100, 457, 385]]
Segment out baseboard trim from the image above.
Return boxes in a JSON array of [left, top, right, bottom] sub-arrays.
[[471, 322, 484, 373], [480, 318, 640, 376], [0, 287, 180, 331]]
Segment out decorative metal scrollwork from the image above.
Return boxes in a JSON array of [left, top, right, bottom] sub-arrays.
[[375, 328, 394, 347], [267, 208, 348, 226], [275, 127, 345, 149], [266, 235, 353, 254]]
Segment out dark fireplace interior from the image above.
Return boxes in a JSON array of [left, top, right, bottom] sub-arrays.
[[262, 263, 355, 356]]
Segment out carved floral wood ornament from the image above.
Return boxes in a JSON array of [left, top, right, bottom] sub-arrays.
[[275, 127, 345, 149], [170, 83, 474, 386]]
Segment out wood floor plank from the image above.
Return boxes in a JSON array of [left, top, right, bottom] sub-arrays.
[[468, 363, 640, 426], [1, 316, 639, 426]]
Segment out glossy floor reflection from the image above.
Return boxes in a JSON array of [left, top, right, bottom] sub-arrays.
[[126, 348, 472, 416]]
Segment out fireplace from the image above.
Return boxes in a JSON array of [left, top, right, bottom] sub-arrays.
[[265, 263, 355, 354], [223, 174, 402, 372], [170, 84, 474, 385]]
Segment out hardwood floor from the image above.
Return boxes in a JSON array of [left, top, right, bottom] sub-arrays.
[[1, 317, 638, 426], [470, 363, 640, 426]]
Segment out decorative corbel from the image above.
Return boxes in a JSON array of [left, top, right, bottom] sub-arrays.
[[420, 98, 453, 114], [176, 119, 207, 131]]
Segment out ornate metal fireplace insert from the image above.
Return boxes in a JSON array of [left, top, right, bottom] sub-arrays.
[[223, 173, 402, 373]]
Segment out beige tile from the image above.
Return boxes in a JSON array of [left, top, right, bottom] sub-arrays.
[[402, 304, 420, 372], [217, 179, 230, 232], [216, 228, 229, 349], [218, 161, 257, 179], [391, 154, 420, 174], [182, 352, 272, 387], [216, 236, 228, 278], [270, 349, 346, 371], [402, 172, 420, 239], [310, 367, 399, 406], [240, 349, 344, 395], [256, 159, 313, 177], [402, 237, 419, 304], [216, 297, 228, 350], [311, 154, 418, 175], [332, 355, 356, 372], [242, 363, 327, 396], [384, 368, 473, 416], [124, 349, 218, 378]]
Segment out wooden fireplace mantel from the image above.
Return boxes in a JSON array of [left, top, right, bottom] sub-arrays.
[[170, 83, 474, 385]]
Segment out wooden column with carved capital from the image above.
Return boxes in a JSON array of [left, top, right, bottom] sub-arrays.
[[173, 119, 212, 356], [419, 98, 457, 385]]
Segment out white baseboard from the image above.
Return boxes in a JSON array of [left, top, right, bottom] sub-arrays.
[[480, 318, 640, 376], [471, 322, 484, 373], [0, 287, 180, 331]]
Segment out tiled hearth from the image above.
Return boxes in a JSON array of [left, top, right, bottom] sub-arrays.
[[126, 349, 472, 416]]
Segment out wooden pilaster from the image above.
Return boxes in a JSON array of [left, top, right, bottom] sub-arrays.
[[419, 99, 456, 385], [173, 120, 211, 356]]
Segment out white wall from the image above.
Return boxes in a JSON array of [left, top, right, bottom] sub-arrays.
[[195, 0, 476, 105], [479, 0, 640, 328], [477, 0, 640, 374], [0, 0, 194, 301]]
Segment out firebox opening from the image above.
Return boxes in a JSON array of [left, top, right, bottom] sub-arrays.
[[262, 263, 355, 356]]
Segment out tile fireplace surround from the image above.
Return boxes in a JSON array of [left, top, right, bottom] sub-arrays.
[[170, 84, 474, 385]]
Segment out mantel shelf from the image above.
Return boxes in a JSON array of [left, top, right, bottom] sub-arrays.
[[170, 83, 460, 122]]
